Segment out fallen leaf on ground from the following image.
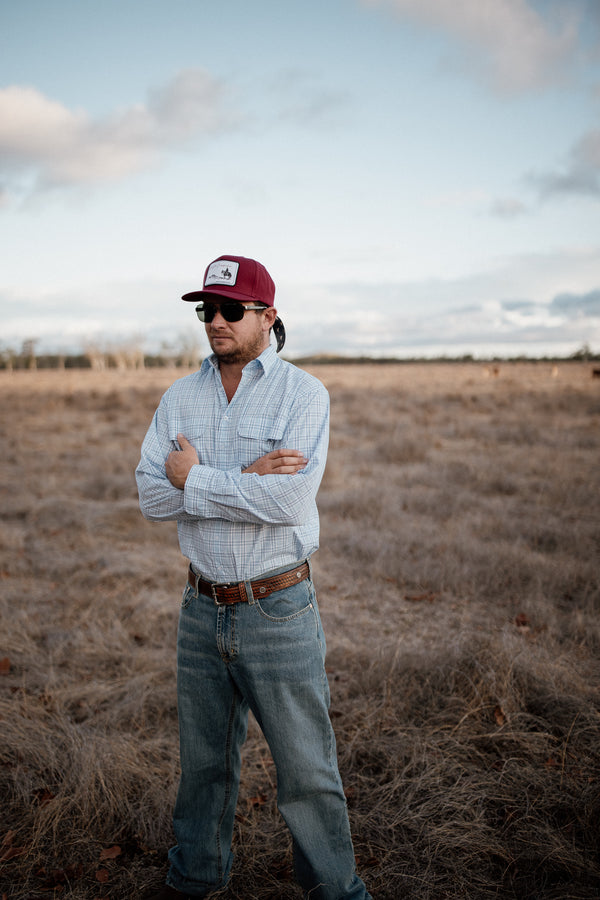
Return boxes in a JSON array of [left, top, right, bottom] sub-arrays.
[[0, 831, 15, 849], [32, 788, 55, 807], [99, 845, 122, 860], [0, 845, 27, 862]]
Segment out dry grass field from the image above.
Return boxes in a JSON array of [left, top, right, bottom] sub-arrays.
[[1, 361, 599, 900]]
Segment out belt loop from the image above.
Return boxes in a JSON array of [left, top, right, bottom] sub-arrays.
[[306, 556, 313, 582], [245, 580, 255, 605]]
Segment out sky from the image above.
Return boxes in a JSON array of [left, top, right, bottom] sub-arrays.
[[1, 0, 600, 360]]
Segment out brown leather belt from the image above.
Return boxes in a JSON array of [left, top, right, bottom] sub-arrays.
[[188, 561, 310, 606]]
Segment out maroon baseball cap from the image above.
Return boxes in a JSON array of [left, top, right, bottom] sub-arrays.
[[181, 255, 276, 307]]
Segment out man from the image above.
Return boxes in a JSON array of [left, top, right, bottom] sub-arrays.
[[136, 255, 371, 900]]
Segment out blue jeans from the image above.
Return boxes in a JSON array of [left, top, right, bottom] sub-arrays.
[[166, 560, 371, 900]]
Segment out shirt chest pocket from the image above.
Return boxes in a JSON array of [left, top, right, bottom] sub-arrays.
[[237, 417, 286, 468], [168, 428, 215, 466]]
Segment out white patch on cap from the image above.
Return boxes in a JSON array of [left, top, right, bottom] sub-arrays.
[[204, 260, 239, 287]]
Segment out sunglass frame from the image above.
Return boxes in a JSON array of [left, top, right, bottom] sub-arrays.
[[195, 301, 267, 323]]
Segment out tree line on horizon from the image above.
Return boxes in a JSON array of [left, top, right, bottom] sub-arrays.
[[1, 338, 598, 371]]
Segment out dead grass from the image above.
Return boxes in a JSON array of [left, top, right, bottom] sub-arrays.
[[1, 362, 599, 899]]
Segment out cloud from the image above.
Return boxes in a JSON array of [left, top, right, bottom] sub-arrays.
[[527, 128, 600, 200], [0, 69, 233, 196], [489, 196, 529, 218], [281, 245, 600, 355], [551, 288, 600, 315], [286, 292, 598, 357], [490, 127, 600, 213], [381, 292, 598, 353], [268, 69, 351, 127], [3, 248, 599, 358], [361, 0, 582, 92]]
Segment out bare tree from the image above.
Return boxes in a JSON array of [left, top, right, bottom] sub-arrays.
[[176, 331, 202, 368], [84, 341, 108, 371], [20, 338, 39, 370], [0, 343, 17, 372]]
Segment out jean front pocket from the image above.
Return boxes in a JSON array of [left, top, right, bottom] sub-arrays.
[[181, 583, 196, 609], [254, 578, 314, 622]]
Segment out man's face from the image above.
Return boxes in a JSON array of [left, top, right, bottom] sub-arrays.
[[204, 301, 277, 365]]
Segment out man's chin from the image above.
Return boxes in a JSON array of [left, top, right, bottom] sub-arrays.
[[211, 343, 248, 365], [210, 337, 266, 366], [210, 337, 235, 358], [214, 349, 242, 364]]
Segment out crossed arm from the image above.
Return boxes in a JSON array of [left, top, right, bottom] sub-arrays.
[[165, 433, 308, 490]]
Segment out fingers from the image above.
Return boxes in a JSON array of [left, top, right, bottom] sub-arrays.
[[175, 434, 198, 462], [166, 434, 199, 489], [268, 449, 308, 472], [268, 449, 305, 460], [242, 449, 308, 476], [274, 459, 308, 473]]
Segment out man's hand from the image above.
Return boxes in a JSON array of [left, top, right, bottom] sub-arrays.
[[243, 448, 307, 476], [166, 434, 199, 490]]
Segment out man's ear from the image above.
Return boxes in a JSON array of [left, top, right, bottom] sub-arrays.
[[262, 307, 278, 331]]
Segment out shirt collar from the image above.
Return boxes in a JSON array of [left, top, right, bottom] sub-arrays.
[[252, 344, 278, 374], [202, 343, 278, 376]]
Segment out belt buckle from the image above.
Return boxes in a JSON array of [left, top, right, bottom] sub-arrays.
[[212, 582, 230, 606]]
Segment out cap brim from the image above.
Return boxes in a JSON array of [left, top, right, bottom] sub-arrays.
[[182, 288, 272, 305]]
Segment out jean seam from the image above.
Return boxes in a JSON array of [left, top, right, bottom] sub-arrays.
[[253, 599, 313, 622], [215, 693, 238, 883], [181, 584, 195, 609]]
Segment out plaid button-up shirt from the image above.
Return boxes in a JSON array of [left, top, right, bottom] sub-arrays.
[[136, 345, 330, 582]]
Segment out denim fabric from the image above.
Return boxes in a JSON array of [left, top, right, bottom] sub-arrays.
[[166, 561, 371, 900]]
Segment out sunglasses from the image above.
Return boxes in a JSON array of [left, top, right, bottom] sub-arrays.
[[195, 301, 267, 323]]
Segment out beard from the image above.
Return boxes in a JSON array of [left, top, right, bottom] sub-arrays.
[[209, 330, 267, 366]]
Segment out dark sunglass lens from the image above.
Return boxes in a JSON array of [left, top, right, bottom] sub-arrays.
[[195, 303, 212, 322], [221, 303, 245, 322], [195, 302, 247, 323]]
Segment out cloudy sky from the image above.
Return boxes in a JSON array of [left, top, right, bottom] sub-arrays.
[[1, 0, 599, 359]]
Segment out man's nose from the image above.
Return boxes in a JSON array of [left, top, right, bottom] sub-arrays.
[[210, 308, 227, 325]]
